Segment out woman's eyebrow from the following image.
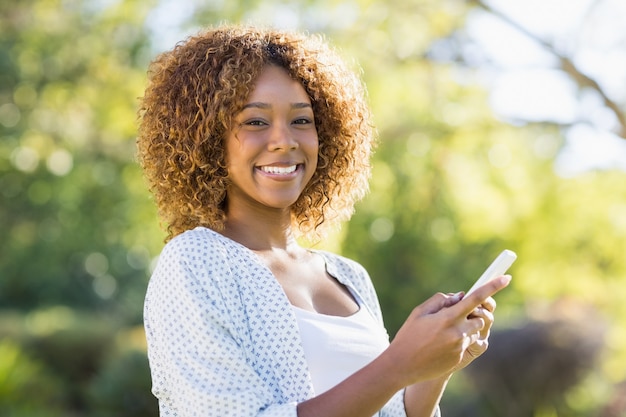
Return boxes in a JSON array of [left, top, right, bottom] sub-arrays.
[[242, 102, 312, 110], [242, 102, 270, 110]]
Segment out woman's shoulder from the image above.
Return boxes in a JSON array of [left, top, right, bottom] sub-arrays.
[[151, 227, 254, 295], [157, 227, 237, 268], [316, 250, 362, 268], [315, 250, 370, 282], [163, 227, 232, 254]]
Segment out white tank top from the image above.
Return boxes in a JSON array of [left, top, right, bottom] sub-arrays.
[[293, 301, 390, 395]]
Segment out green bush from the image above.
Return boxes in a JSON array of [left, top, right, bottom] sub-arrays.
[[87, 348, 158, 417], [0, 309, 156, 416], [0, 340, 66, 417]]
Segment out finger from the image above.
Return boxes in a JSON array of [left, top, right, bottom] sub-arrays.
[[418, 292, 464, 315], [468, 298, 495, 317], [468, 308, 494, 337], [480, 296, 496, 313], [455, 275, 511, 317], [462, 317, 485, 344], [468, 295, 496, 314], [469, 316, 485, 333], [469, 307, 494, 323]]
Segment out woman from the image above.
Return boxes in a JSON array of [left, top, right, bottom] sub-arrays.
[[137, 24, 510, 417]]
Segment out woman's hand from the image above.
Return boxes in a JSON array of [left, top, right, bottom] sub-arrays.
[[382, 274, 511, 387], [452, 291, 497, 372]]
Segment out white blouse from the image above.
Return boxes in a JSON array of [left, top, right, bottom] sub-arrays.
[[293, 300, 390, 395]]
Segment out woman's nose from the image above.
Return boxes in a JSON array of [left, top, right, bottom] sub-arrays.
[[267, 124, 298, 151]]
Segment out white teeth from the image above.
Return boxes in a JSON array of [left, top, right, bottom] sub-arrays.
[[260, 165, 297, 174]]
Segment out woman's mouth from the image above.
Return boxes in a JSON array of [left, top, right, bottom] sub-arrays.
[[258, 164, 299, 175]]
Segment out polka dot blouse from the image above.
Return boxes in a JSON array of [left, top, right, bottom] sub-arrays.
[[144, 227, 439, 416]]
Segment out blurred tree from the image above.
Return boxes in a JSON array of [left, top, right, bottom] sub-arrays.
[[468, 0, 626, 140], [0, 340, 66, 416], [87, 347, 157, 417], [0, 0, 161, 415], [0, 0, 162, 316]]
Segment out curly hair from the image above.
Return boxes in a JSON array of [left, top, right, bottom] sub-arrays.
[[137, 24, 375, 241]]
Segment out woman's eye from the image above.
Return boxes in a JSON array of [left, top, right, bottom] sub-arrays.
[[244, 119, 267, 126], [293, 118, 313, 125]]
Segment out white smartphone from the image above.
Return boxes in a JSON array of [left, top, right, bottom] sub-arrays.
[[466, 249, 517, 295]]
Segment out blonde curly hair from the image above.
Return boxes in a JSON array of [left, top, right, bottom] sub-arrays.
[[137, 25, 374, 241]]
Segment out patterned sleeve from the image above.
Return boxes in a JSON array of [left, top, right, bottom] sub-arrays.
[[143, 234, 298, 417]]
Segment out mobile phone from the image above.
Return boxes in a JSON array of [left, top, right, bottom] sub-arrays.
[[466, 249, 517, 295]]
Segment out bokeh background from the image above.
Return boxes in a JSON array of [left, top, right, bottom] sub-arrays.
[[1, 0, 625, 416]]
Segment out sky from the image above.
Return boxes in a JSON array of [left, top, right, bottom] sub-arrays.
[[465, 0, 626, 176]]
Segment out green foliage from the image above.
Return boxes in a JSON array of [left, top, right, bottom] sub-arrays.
[[0, 0, 162, 313], [87, 348, 158, 417], [0, 308, 157, 416], [1, 0, 160, 415], [0, 340, 66, 416]]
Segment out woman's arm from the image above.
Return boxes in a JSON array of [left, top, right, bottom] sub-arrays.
[[404, 378, 448, 417], [296, 350, 412, 417]]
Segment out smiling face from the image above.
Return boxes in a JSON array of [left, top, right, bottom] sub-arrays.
[[224, 65, 319, 215]]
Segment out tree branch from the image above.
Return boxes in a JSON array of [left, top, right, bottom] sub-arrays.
[[469, 0, 626, 139]]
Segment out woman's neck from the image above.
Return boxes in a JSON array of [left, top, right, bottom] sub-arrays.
[[221, 208, 297, 252]]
